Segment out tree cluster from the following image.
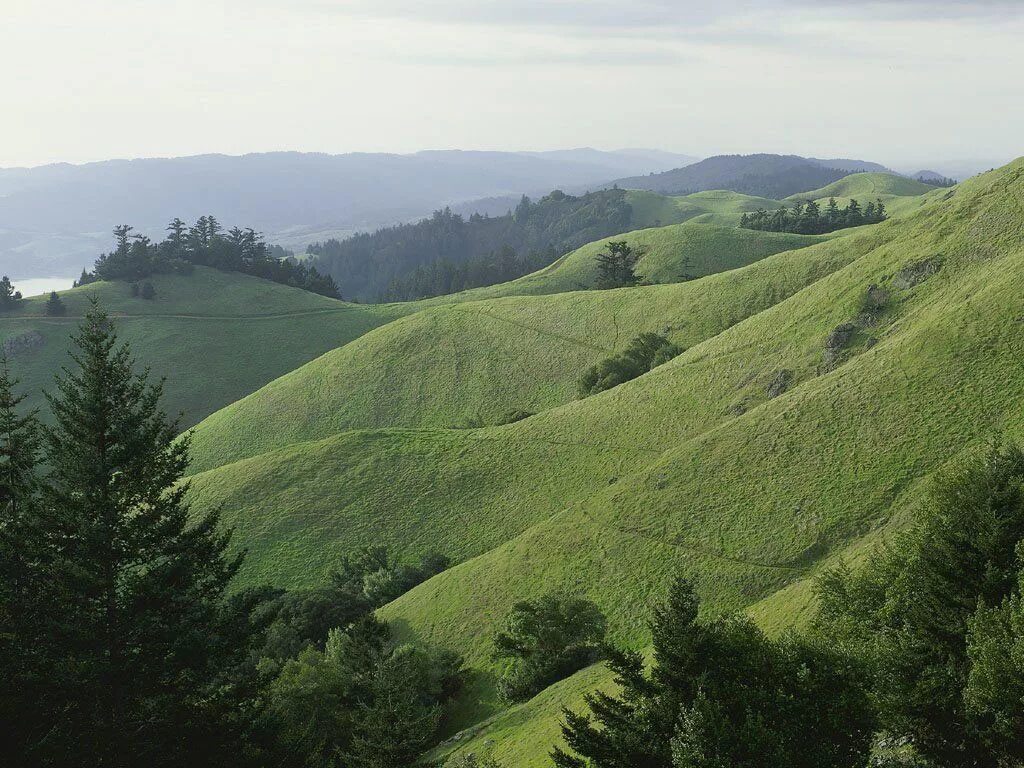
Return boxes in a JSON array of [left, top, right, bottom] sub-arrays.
[[554, 577, 875, 768], [740, 197, 887, 234], [307, 189, 634, 301], [916, 174, 957, 187], [578, 333, 683, 398], [76, 217, 340, 298], [492, 594, 607, 703], [815, 442, 1024, 768], [0, 307, 461, 768]]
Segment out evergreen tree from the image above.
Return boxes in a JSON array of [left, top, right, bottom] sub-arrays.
[[554, 576, 873, 768], [0, 275, 23, 310], [0, 360, 48, 760], [816, 442, 1024, 768], [33, 300, 255, 766], [44, 290, 67, 316], [595, 241, 642, 289]]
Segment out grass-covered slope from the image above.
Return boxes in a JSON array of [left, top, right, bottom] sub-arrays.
[[0, 268, 402, 426], [786, 172, 936, 201], [625, 189, 785, 229], [186, 233, 863, 473], [414, 223, 827, 304], [184, 159, 1024, 761]]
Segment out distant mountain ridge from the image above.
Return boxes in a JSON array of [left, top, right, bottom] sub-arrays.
[[0, 148, 696, 277], [612, 153, 887, 199]]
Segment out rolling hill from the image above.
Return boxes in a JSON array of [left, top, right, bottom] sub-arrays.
[[612, 154, 867, 198], [0, 268, 404, 427], [784, 171, 949, 217], [178, 158, 1024, 764]]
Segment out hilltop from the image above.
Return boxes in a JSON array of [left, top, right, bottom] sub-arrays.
[[174, 158, 1024, 764], [0, 268, 403, 427], [612, 154, 872, 198]]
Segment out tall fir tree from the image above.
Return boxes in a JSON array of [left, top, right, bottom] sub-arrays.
[[33, 299, 256, 766], [0, 359, 49, 760]]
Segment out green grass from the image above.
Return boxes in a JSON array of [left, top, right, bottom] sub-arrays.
[[785, 172, 937, 201], [412, 223, 828, 305], [0, 268, 404, 427], [625, 189, 785, 229], [186, 232, 862, 473], [180, 158, 1024, 761]]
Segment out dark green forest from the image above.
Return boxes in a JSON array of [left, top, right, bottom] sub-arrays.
[[306, 189, 634, 301], [740, 198, 887, 234], [76, 217, 340, 298]]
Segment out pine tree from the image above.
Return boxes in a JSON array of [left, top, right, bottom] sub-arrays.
[[0, 275, 22, 310], [0, 360, 48, 760], [45, 290, 67, 316], [595, 241, 641, 289], [35, 299, 254, 766]]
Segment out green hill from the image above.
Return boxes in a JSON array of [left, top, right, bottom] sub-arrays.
[[625, 189, 785, 228], [185, 230, 863, 473], [786, 172, 936, 201], [0, 268, 402, 427], [412, 223, 828, 305], [180, 158, 1024, 763]]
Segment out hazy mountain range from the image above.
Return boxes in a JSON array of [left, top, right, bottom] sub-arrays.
[[0, 148, 698, 278]]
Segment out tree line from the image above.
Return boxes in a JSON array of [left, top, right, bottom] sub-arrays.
[[75, 217, 340, 298], [0, 305, 462, 767], [307, 189, 634, 301], [740, 197, 887, 234], [380, 245, 560, 302]]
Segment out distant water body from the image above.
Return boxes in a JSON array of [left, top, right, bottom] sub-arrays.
[[12, 277, 77, 297]]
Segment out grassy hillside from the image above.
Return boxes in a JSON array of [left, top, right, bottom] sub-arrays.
[[412, 223, 828, 305], [181, 158, 1024, 762], [786, 171, 936, 201], [0, 268, 402, 427], [186, 230, 865, 473], [625, 189, 785, 229]]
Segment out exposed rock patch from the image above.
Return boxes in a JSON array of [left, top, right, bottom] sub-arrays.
[[3, 330, 45, 358], [766, 369, 793, 399], [823, 322, 857, 368], [894, 257, 942, 289]]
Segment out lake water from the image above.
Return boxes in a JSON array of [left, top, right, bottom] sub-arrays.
[[12, 277, 77, 297]]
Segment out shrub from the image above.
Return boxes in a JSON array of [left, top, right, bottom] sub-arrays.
[[578, 332, 682, 397], [493, 594, 606, 703]]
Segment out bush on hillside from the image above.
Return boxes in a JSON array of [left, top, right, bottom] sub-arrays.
[[578, 332, 683, 397], [493, 594, 607, 703], [814, 442, 1024, 768]]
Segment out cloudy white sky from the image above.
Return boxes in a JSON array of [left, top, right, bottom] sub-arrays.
[[2, 0, 1022, 168]]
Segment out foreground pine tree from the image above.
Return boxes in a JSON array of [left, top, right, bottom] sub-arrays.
[[0, 360, 49, 759], [30, 300, 254, 766]]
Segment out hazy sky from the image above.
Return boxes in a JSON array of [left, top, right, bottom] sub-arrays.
[[3, 0, 1022, 168]]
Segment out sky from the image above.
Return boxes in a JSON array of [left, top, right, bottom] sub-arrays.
[[1, 0, 1022, 169]]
